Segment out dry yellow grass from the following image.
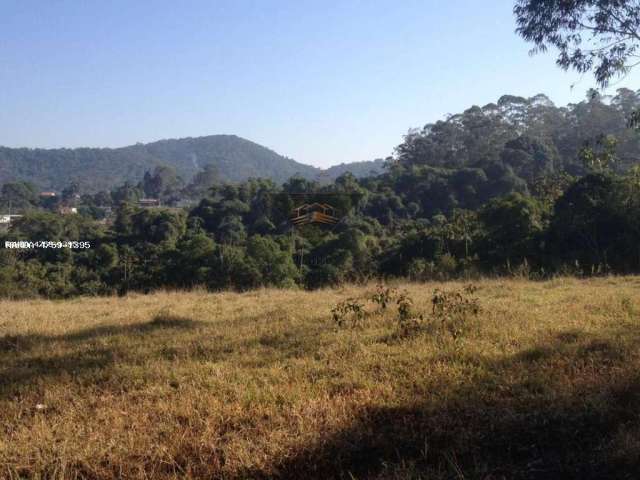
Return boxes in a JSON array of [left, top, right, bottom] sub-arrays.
[[2, 277, 640, 479]]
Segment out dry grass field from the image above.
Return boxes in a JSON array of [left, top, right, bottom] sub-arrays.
[[2, 277, 640, 479]]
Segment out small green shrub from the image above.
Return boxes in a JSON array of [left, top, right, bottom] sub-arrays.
[[396, 290, 415, 322], [332, 283, 481, 337], [396, 290, 424, 335], [331, 298, 367, 328], [371, 284, 398, 310], [431, 284, 480, 338]]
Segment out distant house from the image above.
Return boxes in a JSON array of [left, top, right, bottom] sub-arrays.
[[0, 214, 23, 225], [39, 191, 57, 198], [57, 206, 78, 215], [290, 203, 339, 226], [138, 198, 161, 208]]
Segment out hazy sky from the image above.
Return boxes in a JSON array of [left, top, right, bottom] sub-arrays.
[[2, 0, 639, 168]]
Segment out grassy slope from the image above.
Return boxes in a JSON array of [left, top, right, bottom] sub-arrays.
[[2, 278, 640, 479]]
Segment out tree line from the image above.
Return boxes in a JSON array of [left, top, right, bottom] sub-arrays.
[[1, 89, 640, 298]]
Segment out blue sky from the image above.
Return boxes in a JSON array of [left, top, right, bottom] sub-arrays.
[[1, 0, 639, 168]]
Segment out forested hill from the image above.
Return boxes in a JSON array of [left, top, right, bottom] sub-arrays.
[[322, 158, 387, 182], [3, 89, 639, 196], [0, 135, 384, 192], [4, 90, 640, 296], [375, 89, 640, 217]]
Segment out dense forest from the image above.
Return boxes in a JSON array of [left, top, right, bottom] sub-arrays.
[[0, 134, 385, 192], [1, 89, 639, 298]]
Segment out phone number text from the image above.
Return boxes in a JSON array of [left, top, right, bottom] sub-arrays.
[[4, 241, 91, 249]]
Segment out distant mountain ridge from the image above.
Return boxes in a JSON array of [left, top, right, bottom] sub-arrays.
[[322, 158, 387, 182], [0, 135, 385, 192]]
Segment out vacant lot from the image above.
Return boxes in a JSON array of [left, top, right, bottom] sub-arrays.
[[2, 278, 640, 479]]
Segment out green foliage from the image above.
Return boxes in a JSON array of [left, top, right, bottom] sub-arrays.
[[141, 166, 183, 200], [331, 298, 367, 328], [111, 182, 142, 204], [531, 172, 575, 213], [395, 290, 424, 334], [246, 235, 299, 288], [183, 164, 220, 200], [2, 91, 640, 298], [548, 173, 633, 271], [579, 134, 618, 173], [0, 181, 38, 212], [515, 0, 640, 87], [371, 284, 398, 310], [333, 286, 425, 335], [431, 285, 480, 339], [407, 258, 435, 281], [0, 135, 385, 193], [479, 193, 544, 268], [435, 253, 458, 278]]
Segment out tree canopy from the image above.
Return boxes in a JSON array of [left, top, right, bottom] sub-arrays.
[[515, 0, 640, 87]]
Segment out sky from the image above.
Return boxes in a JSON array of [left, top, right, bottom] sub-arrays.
[[1, 0, 639, 169]]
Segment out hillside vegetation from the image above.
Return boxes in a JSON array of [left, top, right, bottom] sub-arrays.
[[2, 277, 640, 479], [0, 135, 384, 192], [2, 89, 639, 197], [3, 91, 640, 299]]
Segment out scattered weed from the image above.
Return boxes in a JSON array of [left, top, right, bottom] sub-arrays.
[[331, 298, 368, 328], [395, 290, 424, 335], [431, 284, 480, 339], [371, 284, 399, 310]]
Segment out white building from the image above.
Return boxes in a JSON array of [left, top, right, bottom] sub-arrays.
[[0, 214, 23, 226]]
